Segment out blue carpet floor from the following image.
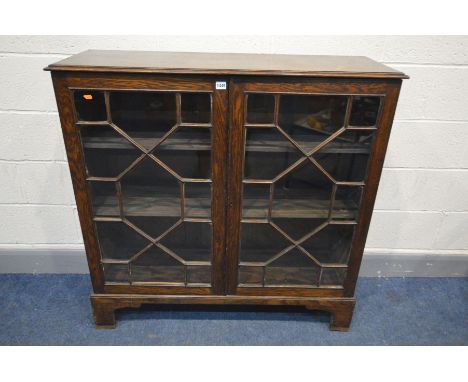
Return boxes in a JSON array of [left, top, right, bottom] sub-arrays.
[[0, 275, 466, 345]]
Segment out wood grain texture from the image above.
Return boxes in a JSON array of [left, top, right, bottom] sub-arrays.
[[48, 53, 406, 331], [225, 80, 245, 293], [45, 50, 408, 79], [51, 73, 105, 292], [91, 293, 355, 330], [211, 85, 229, 295]]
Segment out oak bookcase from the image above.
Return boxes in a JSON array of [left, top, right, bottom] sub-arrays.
[[46, 50, 407, 330]]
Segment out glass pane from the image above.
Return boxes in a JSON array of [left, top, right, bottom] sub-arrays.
[[240, 223, 290, 263], [239, 266, 263, 285], [187, 266, 211, 284], [185, 182, 211, 218], [181, 93, 211, 123], [160, 222, 212, 262], [120, 157, 181, 236], [318, 128, 375, 156], [333, 186, 362, 221], [154, 127, 211, 179], [350, 96, 381, 127], [103, 263, 129, 283], [321, 268, 347, 286], [95, 221, 149, 261], [272, 162, 332, 239], [279, 95, 347, 153], [131, 245, 185, 284], [110, 91, 177, 151], [313, 151, 370, 182], [247, 94, 275, 124], [265, 248, 320, 286], [244, 127, 302, 180], [74, 91, 106, 121], [242, 183, 270, 219], [313, 129, 375, 183], [80, 124, 141, 178], [301, 224, 354, 265], [89, 181, 118, 216]]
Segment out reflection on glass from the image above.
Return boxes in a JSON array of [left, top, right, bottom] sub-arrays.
[[247, 94, 275, 124], [181, 93, 211, 123], [74, 91, 107, 121]]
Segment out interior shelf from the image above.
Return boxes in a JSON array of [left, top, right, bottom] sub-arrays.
[[246, 137, 370, 154], [83, 135, 211, 151], [94, 195, 210, 218], [243, 198, 357, 219], [93, 194, 356, 219], [83, 135, 370, 154]]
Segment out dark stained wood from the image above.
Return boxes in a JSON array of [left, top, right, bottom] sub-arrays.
[[51, 73, 105, 292], [47, 51, 406, 331], [235, 286, 344, 297], [103, 284, 213, 295], [91, 293, 355, 330], [211, 85, 229, 295], [45, 50, 408, 79], [225, 80, 245, 294]]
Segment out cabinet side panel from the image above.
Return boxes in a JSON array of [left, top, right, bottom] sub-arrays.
[[343, 80, 402, 296], [51, 73, 105, 291]]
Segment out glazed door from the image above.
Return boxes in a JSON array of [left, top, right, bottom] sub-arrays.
[[226, 78, 386, 295], [61, 75, 227, 294]]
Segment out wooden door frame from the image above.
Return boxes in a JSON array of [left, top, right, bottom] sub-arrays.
[[225, 76, 402, 297], [51, 72, 229, 295]]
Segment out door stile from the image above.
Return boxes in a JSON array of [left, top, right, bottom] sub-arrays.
[[225, 80, 245, 294], [211, 84, 229, 295]]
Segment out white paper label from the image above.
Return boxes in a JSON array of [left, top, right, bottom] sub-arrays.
[[216, 81, 227, 90]]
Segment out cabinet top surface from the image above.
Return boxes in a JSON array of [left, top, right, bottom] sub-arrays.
[[45, 50, 408, 79]]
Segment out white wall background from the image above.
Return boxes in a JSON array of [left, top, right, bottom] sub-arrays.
[[0, 36, 467, 271]]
